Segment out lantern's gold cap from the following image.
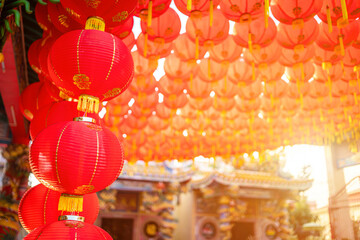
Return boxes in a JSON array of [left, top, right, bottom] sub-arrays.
[[74, 116, 96, 123], [58, 215, 85, 222]]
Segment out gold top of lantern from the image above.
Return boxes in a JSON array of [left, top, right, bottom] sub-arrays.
[[74, 116, 96, 123], [58, 215, 85, 222], [85, 16, 105, 31]]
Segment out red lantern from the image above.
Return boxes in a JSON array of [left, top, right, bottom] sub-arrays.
[[228, 60, 258, 86], [279, 44, 315, 67], [234, 17, 277, 49], [141, 8, 181, 43], [135, 91, 159, 109], [122, 32, 136, 51], [277, 18, 319, 49], [173, 34, 207, 61], [39, 36, 57, 79], [164, 54, 198, 80], [61, 0, 137, 29], [244, 41, 282, 66], [110, 17, 134, 39], [155, 103, 173, 119], [343, 46, 360, 66], [163, 92, 188, 109], [27, 39, 42, 75], [209, 35, 243, 63], [198, 59, 228, 82], [35, 2, 52, 33], [186, 9, 229, 47], [220, 0, 265, 23], [189, 97, 213, 111], [132, 51, 158, 76], [30, 119, 124, 196], [213, 96, 235, 112], [19, 184, 99, 233], [48, 29, 134, 113], [48, 2, 82, 33], [212, 77, 239, 98], [318, 0, 360, 27], [136, 32, 173, 59], [238, 80, 263, 100], [129, 75, 157, 95], [314, 47, 343, 65], [175, 0, 222, 18], [187, 76, 212, 98], [24, 220, 112, 240], [19, 82, 54, 121], [285, 61, 315, 83], [158, 75, 186, 96], [258, 62, 285, 82], [271, 0, 322, 25], [136, 0, 172, 23]]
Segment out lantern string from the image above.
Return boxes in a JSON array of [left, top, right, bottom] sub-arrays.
[[264, 0, 269, 28], [147, 0, 153, 27], [251, 62, 255, 81], [209, 0, 213, 27], [144, 33, 148, 57], [339, 35, 345, 56], [340, 0, 348, 21], [187, 0, 192, 11], [195, 36, 199, 59], [248, 32, 253, 53], [326, 6, 333, 33]]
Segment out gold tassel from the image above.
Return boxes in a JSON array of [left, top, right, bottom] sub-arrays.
[[147, 0, 153, 27], [224, 75, 227, 93], [209, 0, 213, 27], [340, 0, 348, 21], [208, 58, 211, 79], [187, 0, 192, 11], [144, 33, 148, 57], [58, 194, 84, 212], [300, 62, 305, 81], [264, 0, 269, 28], [339, 35, 345, 56], [251, 62, 255, 80], [77, 94, 100, 113], [300, 93, 304, 109], [326, 6, 333, 33], [340, 60, 345, 76], [85, 17, 105, 31], [354, 92, 358, 105], [195, 36, 199, 59], [248, 33, 253, 53]]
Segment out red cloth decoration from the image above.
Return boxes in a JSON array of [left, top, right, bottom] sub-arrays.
[[24, 220, 112, 240], [29, 120, 124, 195], [19, 184, 99, 233]]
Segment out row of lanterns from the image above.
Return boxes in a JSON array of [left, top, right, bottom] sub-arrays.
[[20, 0, 360, 163], [19, 0, 137, 239]]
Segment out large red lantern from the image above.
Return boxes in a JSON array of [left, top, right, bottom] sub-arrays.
[[60, 0, 137, 29], [19, 184, 99, 233], [30, 119, 124, 209], [48, 29, 134, 113], [317, 0, 360, 27], [24, 220, 112, 240], [47, 2, 82, 33]]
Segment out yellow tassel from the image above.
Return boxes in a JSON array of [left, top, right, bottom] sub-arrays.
[[58, 194, 84, 212], [85, 17, 105, 31], [195, 36, 199, 59], [300, 93, 304, 109], [328, 75, 332, 98], [147, 0, 153, 27], [208, 58, 211, 79], [77, 94, 100, 113], [340, 60, 345, 76], [224, 75, 227, 93], [144, 33, 148, 57], [354, 92, 358, 105], [209, 0, 213, 27], [187, 0, 192, 11], [339, 35, 345, 56], [340, 0, 348, 20], [264, 0, 269, 28], [251, 62, 255, 80], [248, 33, 253, 53], [300, 62, 305, 81], [326, 6, 333, 33]]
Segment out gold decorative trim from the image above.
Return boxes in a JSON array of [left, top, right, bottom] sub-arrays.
[[88, 132, 99, 185], [55, 123, 71, 184]]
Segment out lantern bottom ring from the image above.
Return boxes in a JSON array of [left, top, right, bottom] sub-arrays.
[[58, 215, 85, 222]]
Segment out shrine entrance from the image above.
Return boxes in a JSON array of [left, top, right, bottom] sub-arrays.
[[231, 221, 255, 240], [101, 218, 134, 240]]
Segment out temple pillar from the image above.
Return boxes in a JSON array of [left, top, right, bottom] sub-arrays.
[[325, 144, 355, 240]]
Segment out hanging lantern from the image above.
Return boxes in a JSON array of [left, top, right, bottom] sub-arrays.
[[271, 0, 322, 25], [61, 0, 137, 30], [175, 0, 222, 21], [187, 76, 212, 98], [132, 51, 158, 76], [285, 61, 315, 83], [158, 75, 186, 97], [155, 103, 173, 119], [19, 184, 99, 233], [228, 60, 258, 86], [238, 80, 263, 100], [122, 32, 136, 51], [263, 80, 288, 100], [124, 115, 148, 130], [135, 91, 158, 109], [233, 17, 276, 50], [23, 220, 112, 240], [35, 2, 53, 33], [39, 36, 58, 79], [258, 62, 285, 82], [47, 2, 82, 33], [110, 16, 134, 39], [209, 35, 243, 64], [48, 29, 134, 113], [236, 97, 261, 113], [136, 0, 171, 26], [173, 34, 207, 61], [164, 54, 198, 80], [141, 8, 181, 43], [30, 118, 124, 211], [343, 46, 360, 67], [277, 18, 319, 49], [27, 39, 42, 75], [163, 92, 188, 109], [314, 47, 344, 65], [316, 21, 360, 56], [198, 58, 228, 82], [129, 75, 157, 95], [220, 0, 265, 23], [189, 97, 213, 111], [212, 77, 239, 98], [186, 9, 229, 48], [213, 96, 236, 112], [244, 40, 282, 66], [279, 44, 315, 67], [19, 82, 55, 121], [136, 32, 173, 59]]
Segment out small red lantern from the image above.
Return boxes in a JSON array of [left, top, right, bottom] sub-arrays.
[[35, 2, 52, 33], [163, 92, 188, 109], [198, 58, 228, 82], [48, 29, 134, 113], [19, 184, 99, 233], [136, 0, 172, 25], [220, 0, 265, 23], [164, 54, 198, 80], [47, 2, 82, 33], [187, 76, 212, 98], [30, 118, 124, 211], [136, 32, 173, 59], [158, 75, 186, 96], [173, 34, 207, 61], [24, 220, 112, 240], [27, 39, 42, 75], [209, 35, 243, 63], [110, 17, 134, 39]]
